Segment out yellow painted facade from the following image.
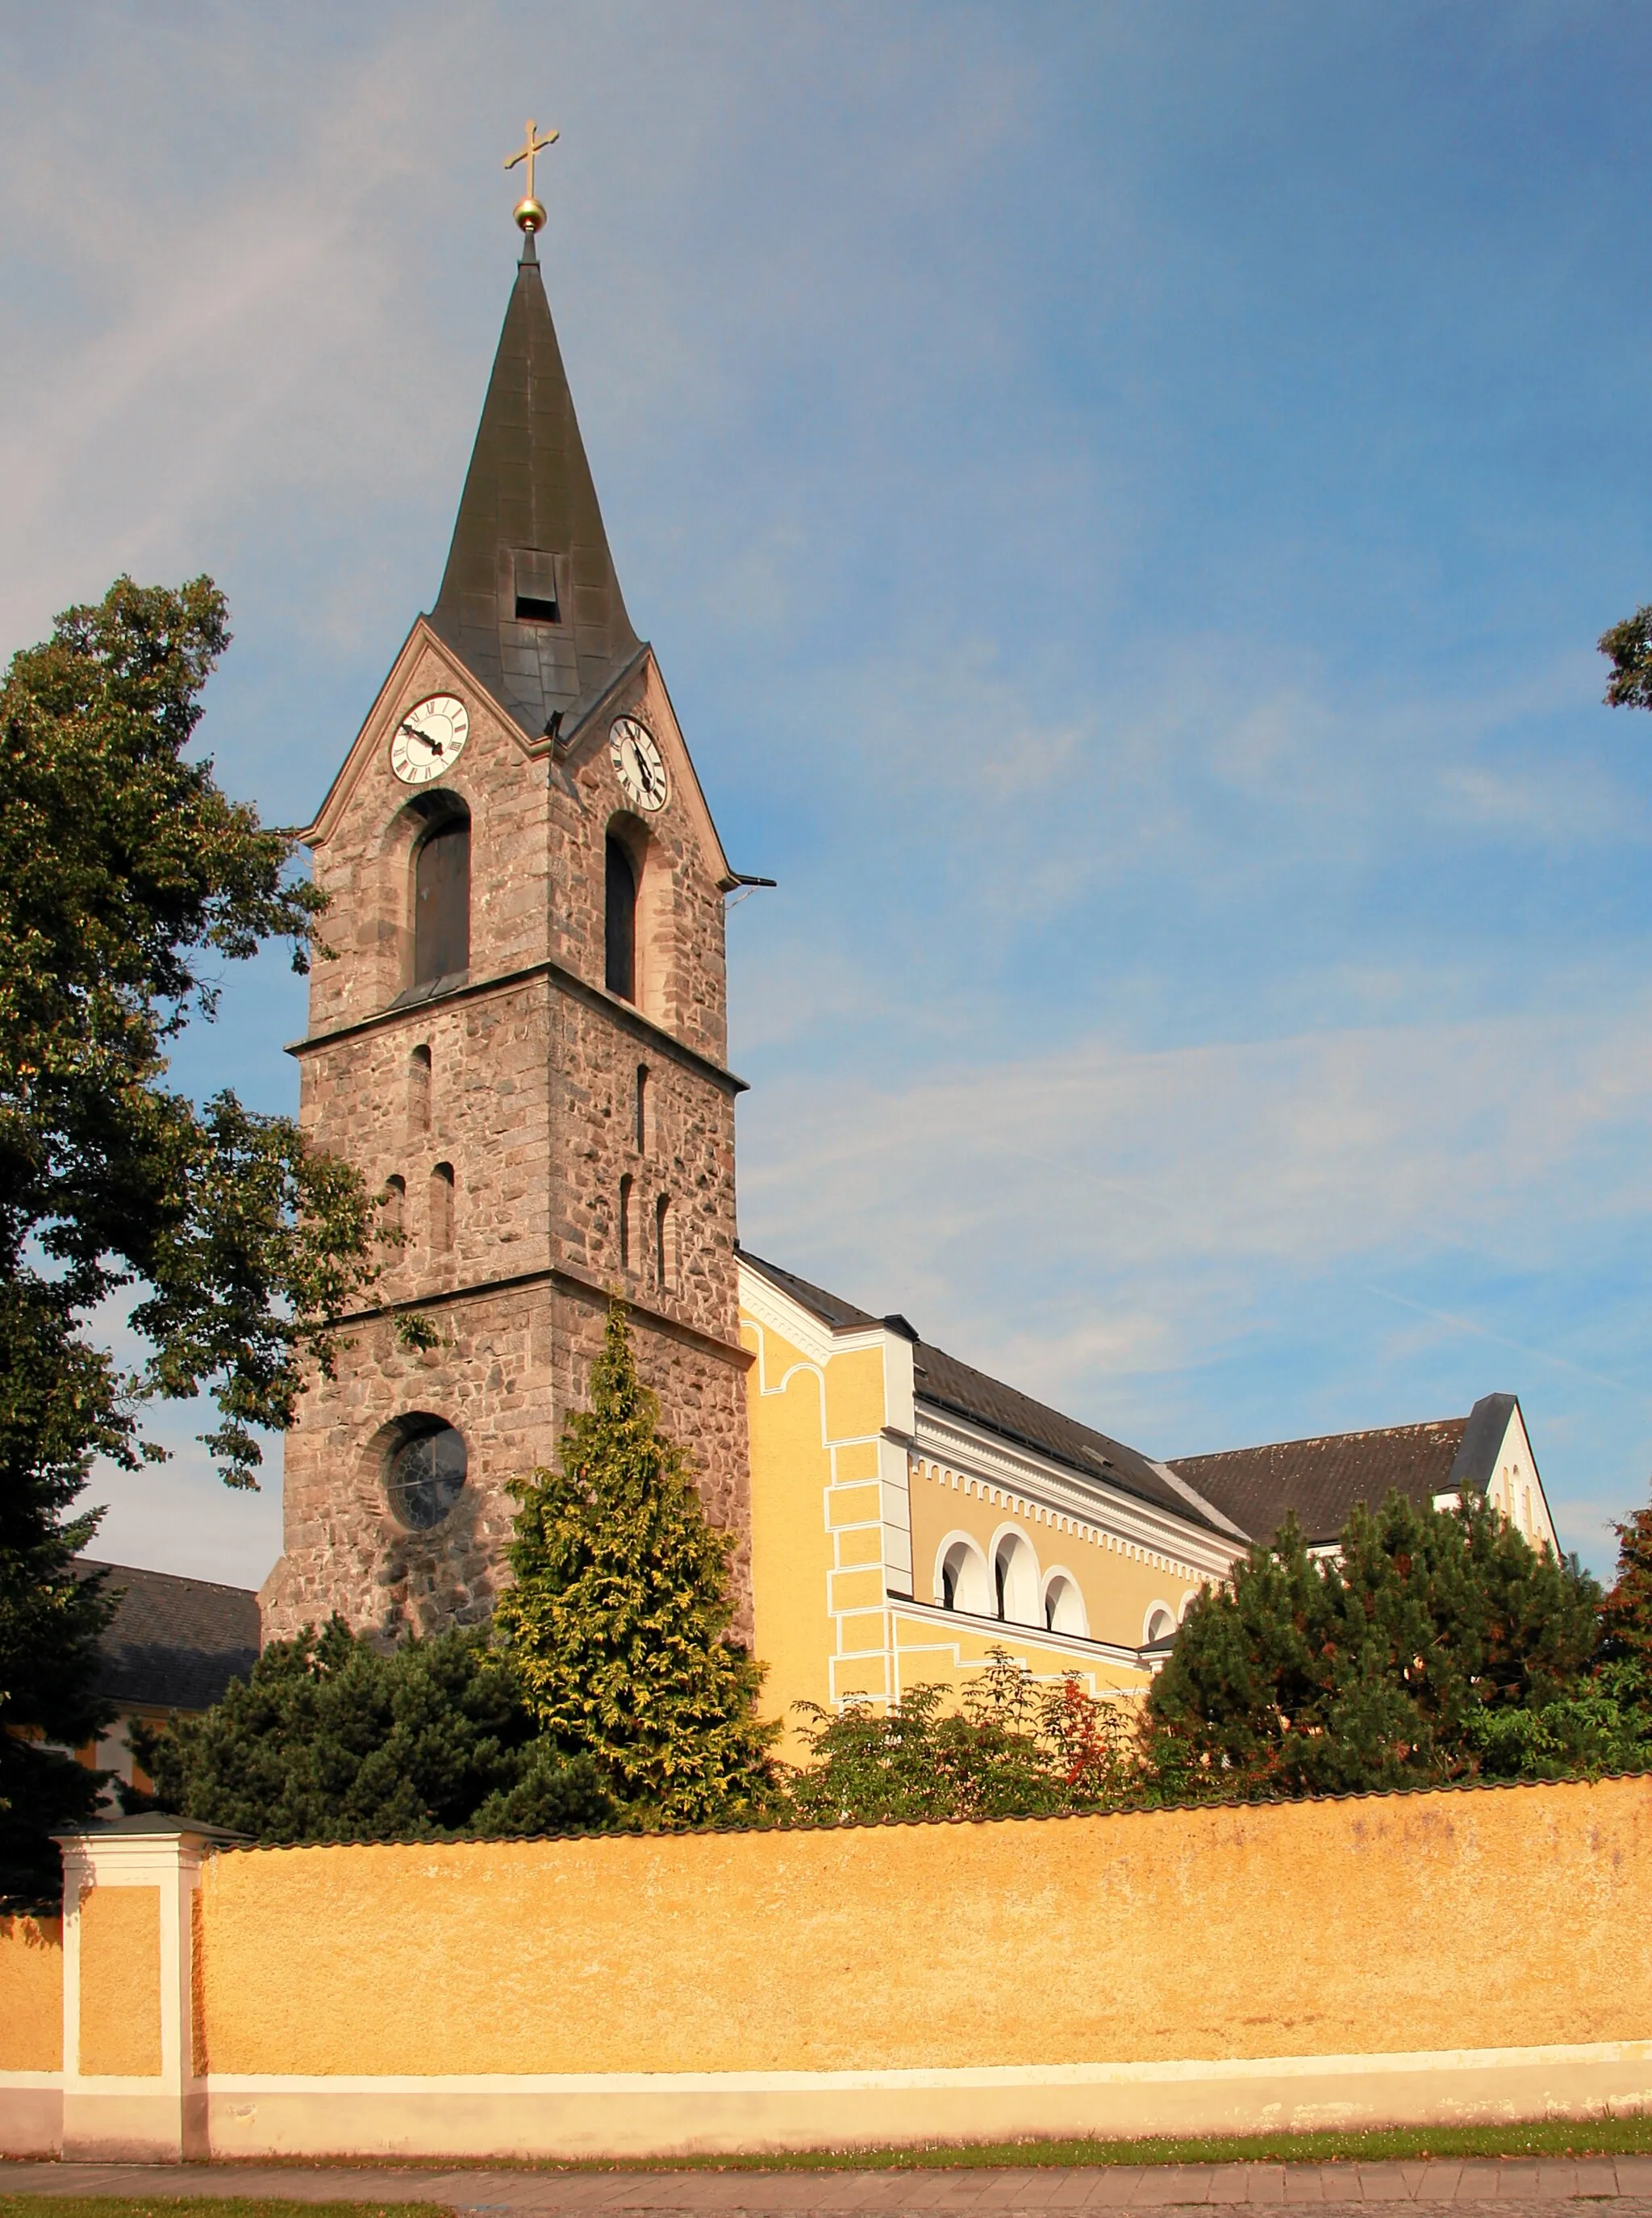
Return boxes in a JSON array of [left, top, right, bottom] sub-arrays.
[[0, 1917, 60, 2073], [77, 1886, 161, 2078], [740, 1259, 1239, 1750]]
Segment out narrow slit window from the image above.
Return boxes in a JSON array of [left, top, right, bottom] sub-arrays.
[[605, 834, 637, 1001], [409, 1044, 432, 1131], [514, 549, 560, 624], [383, 1174, 407, 1237], [655, 1193, 674, 1293], [414, 817, 470, 987], [430, 1162, 455, 1256], [619, 1173, 633, 1271], [635, 1064, 649, 1153]]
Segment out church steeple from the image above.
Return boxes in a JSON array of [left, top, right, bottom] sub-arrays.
[[427, 229, 640, 740]]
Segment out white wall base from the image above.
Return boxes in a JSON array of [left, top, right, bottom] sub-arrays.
[[8, 2042, 1652, 2162], [0, 2078, 60, 2158]]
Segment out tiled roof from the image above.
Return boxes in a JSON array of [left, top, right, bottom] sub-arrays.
[[1170, 1417, 1480, 1549], [77, 1560, 260, 1714], [740, 1250, 1234, 1538]]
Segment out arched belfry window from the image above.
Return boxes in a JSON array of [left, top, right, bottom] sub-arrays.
[[414, 813, 470, 988], [605, 833, 637, 1001]]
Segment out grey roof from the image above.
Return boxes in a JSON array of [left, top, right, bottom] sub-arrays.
[[739, 1251, 1232, 1538], [1449, 1392, 1521, 1493], [77, 1559, 260, 1714], [1170, 1392, 1517, 1550], [428, 233, 640, 740], [52, 1811, 248, 1844]]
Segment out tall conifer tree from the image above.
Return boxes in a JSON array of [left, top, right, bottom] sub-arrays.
[[495, 1304, 777, 1824]]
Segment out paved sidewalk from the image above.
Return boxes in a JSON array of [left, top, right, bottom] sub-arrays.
[[4, 2157, 1652, 2213]]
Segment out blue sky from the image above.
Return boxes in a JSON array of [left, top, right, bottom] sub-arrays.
[[5, 2, 1652, 1585]]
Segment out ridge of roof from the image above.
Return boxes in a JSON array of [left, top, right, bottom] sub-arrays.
[[1173, 1415, 1469, 1466], [427, 236, 638, 741], [1170, 1413, 1482, 1549], [77, 1558, 258, 1600]]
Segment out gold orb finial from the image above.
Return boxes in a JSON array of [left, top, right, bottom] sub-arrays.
[[505, 119, 558, 235]]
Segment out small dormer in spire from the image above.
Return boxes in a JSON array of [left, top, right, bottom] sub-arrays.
[[427, 210, 640, 740]]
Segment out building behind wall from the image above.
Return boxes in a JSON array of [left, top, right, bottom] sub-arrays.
[[248, 182, 1571, 1743]]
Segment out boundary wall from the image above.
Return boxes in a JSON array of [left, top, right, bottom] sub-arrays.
[[4, 1777, 1652, 2162]]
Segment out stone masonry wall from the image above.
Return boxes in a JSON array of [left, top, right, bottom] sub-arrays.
[[549, 662, 731, 1068], [264, 631, 752, 1650]]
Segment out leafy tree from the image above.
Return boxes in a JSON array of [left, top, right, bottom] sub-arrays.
[[495, 1302, 778, 1824], [0, 576, 378, 1903], [1600, 605, 1652, 710], [1598, 1490, 1652, 1683], [135, 1619, 614, 1843], [1144, 1490, 1601, 1799], [786, 1649, 1139, 1823]]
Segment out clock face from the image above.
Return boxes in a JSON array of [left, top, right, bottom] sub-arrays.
[[609, 716, 668, 812], [390, 695, 469, 785]]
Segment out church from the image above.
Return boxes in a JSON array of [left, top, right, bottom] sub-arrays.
[[258, 168, 1562, 1743]]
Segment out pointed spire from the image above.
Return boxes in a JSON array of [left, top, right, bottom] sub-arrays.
[[428, 236, 640, 738]]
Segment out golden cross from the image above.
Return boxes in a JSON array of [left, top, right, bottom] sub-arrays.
[[504, 119, 558, 207]]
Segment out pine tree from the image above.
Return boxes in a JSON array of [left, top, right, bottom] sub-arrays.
[[494, 1303, 778, 1824], [1145, 1490, 1602, 1798], [136, 1618, 614, 1843]]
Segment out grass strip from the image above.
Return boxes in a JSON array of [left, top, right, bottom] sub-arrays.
[[503, 2111, 1652, 2170], [0, 2203, 450, 2218], [4, 2116, 1650, 2184]]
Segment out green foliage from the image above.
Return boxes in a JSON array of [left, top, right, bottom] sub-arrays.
[[1144, 1490, 1602, 1798], [0, 575, 380, 1903], [1600, 603, 1652, 710], [495, 1301, 778, 1824], [786, 1648, 1139, 1823], [135, 1618, 614, 1843]]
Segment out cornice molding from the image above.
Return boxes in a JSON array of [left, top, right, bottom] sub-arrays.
[[912, 1403, 1237, 1577], [287, 960, 746, 1097], [890, 1592, 1151, 1675], [332, 1263, 749, 1369]]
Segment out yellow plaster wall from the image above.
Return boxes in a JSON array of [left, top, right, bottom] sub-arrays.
[[198, 1777, 1652, 2078], [909, 1458, 1210, 1653], [78, 1886, 161, 2078], [742, 1314, 890, 1744], [0, 1915, 61, 2071]]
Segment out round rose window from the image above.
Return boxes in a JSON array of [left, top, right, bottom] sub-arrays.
[[385, 1419, 467, 1531]]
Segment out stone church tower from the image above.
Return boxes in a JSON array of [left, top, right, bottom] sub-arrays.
[[260, 223, 752, 1645]]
